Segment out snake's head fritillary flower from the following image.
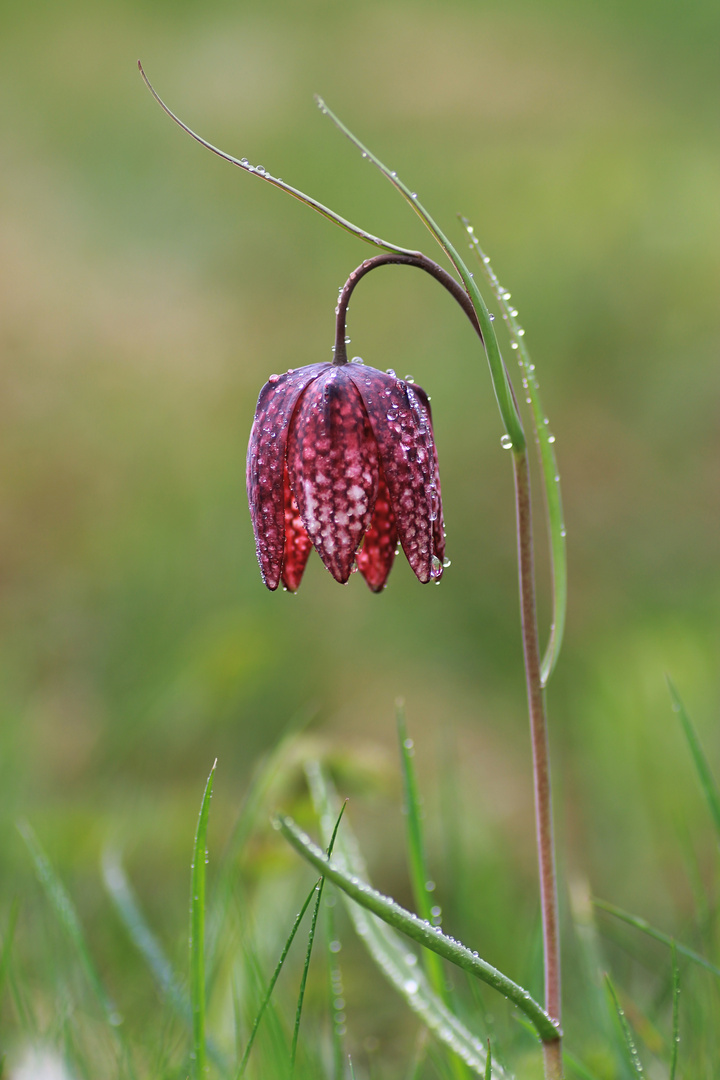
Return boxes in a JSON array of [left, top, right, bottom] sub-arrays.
[[246, 360, 445, 592]]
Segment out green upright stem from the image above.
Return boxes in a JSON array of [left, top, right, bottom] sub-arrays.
[[513, 449, 563, 1079]]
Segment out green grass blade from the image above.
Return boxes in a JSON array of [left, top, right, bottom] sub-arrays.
[[190, 759, 217, 1079], [315, 98, 525, 452], [397, 701, 446, 997], [397, 704, 470, 1080], [668, 677, 720, 843], [0, 898, 19, 1003], [604, 975, 644, 1078], [102, 846, 188, 1017], [102, 846, 229, 1073], [0, 898, 34, 1035], [236, 882, 318, 1078], [138, 64, 417, 259], [463, 219, 566, 684], [305, 762, 510, 1078], [290, 803, 347, 1072], [207, 707, 316, 988], [484, 1041, 492, 1080], [325, 893, 345, 1080], [670, 942, 680, 1080], [17, 819, 122, 1026], [278, 812, 558, 1045], [593, 898, 720, 979]]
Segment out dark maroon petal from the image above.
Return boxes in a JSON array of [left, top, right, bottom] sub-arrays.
[[357, 465, 398, 592], [407, 383, 445, 574], [247, 364, 330, 590], [280, 464, 313, 592], [286, 367, 379, 584], [347, 366, 436, 583]]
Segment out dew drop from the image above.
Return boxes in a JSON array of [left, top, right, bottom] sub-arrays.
[[345, 336, 351, 344], [502, 291, 511, 300], [548, 434, 556, 444], [386, 368, 396, 377], [268, 374, 280, 383], [489, 313, 495, 321], [442, 557, 451, 568], [517, 328, 526, 336], [500, 434, 513, 449], [430, 555, 442, 578], [351, 356, 364, 364], [426, 879, 436, 891], [404, 374, 415, 383], [510, 342, 519, 350], [410, 192, 417, 199], [329, 940, 342, 953], [404, 979, 419, 995]]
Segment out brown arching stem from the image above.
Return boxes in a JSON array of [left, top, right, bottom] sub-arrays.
[[332, 252, 482, 365], [333, 252, 563, 1076]]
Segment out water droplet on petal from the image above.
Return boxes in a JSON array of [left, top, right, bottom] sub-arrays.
[[386, 368, 396, 377], [430, 555, 442, 578], [351, 356, 364, 364]]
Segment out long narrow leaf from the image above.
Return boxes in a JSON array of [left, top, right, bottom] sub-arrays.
[[190, 759, 217, 1078], [604, 975, 644, 1078], [102, 847, 187, 1017], [668, 677, 720, 843], [17, 820, 121, 1026], [397, 705, 470, 1080], [207, 707, 316, 992], [325, 892, 346, 1080], [593, 898, 720, 979], [670, 942, 680, 1080], [463, 220, 566, 684], [397, 702, 446, 998], [278, 814, 559, 1044], [138, 64, 417, 258], [305, 762, 509, 1078], [290, 803, 347, 1071], [315, 98, 525, 451], [236, 882, 318, 1078]]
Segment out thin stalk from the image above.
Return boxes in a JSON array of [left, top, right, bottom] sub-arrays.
[[512, 448, 562, 1079], [332, 252, 481, 365]]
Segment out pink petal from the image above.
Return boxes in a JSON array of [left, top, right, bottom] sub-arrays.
[[280, 465, 313, 592], [407, 383, 445, 573], [347, 366, 438, 583], [357, 465, 398, 592], [247, 364, 329, 590], [286, 367, 379, 584]]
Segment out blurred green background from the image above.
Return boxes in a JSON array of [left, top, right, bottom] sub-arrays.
[[1, 0, 719, 1070]]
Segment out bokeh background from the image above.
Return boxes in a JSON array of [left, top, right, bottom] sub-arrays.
[[1, 0, 719, 1070]]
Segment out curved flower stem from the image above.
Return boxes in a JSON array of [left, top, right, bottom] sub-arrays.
[[513, 447, 563, 1079], [333, 252, 482, 365]]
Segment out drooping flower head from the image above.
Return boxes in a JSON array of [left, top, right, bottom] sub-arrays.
[[247, 359, 445, 592]]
